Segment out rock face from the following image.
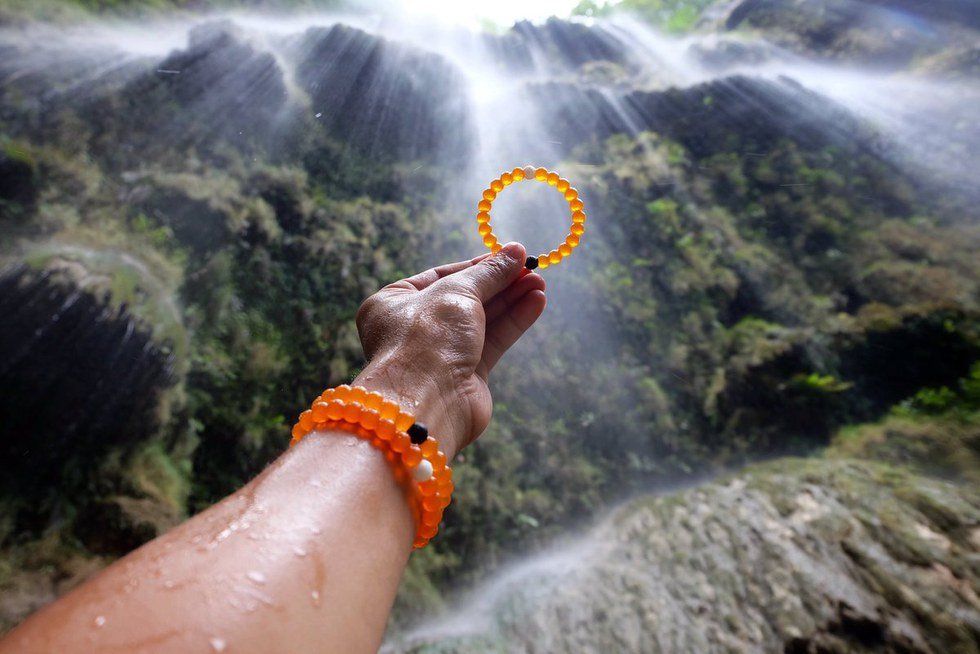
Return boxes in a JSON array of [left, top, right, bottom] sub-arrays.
[[387, 445, 980, 653], [291, 24, 473, 162], [0, 263, 176, 497]]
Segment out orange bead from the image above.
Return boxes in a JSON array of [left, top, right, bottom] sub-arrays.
[[534, 167, 548, 181], [379, 401, 399, 421], [556, 178, 570, 192], [478, 199, 491, 212], [390, 434, 410, 453], [482, 189, 496, 202], [370, 437, 384, 449], [546, 172, 559, 186], [438, 493, 452, 508], [402, 446, 423, 467], [559, 243, 572, 257], [395, 412, 414, 432], [477, 211, 491, 224], [501, 172, 513, 185], [483, 234, 498, 248], [418, 479, 439, 496], [360, 408, 380, 430], [377, 419, 396, 441], [298, 410, 314, 430], [537, 254, 550, 269], [569, 199, 584, 211], [311, 402, 329, 421], [566, 233, 580, 247], [319, 388, 336, 403], [334, 385, 352, 401], [490, 179, 503, 192], [420, 439, 439, 457], [431, 451, 447, 470], [438, 480, 455, 496], [413, 538, 428, 549], [349, 387, 367, 405], [393, 467, 407, 484], [326, 400, 345, 421], [491, 243, 503, 253], [422, 511, 442, 527], [549, 250, 562, 265], [572, 210, 586, 224], [564, 187, 578, 201], [511, 167, 525, 181], [384, 450, 396, 463], [419, 524, 439, 539], [571, 223, 585, 236], [343, 403, 362, 423], [434, 467, 452, 483], [422, 496, 442, 512], [291, 423, 305, 439], [364, 392, 384, 411], [478, 223, 492, 236]]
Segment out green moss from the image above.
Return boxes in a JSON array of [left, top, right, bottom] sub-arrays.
[[126, 442, 190, 515]]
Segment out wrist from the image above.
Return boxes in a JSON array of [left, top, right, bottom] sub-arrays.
[[354, 354, 468, 460]]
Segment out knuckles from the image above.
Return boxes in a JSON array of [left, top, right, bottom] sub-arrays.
[[421, 290, 480, 327]]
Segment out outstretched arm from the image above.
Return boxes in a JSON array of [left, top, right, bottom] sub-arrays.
[[0, 242, 545, 654]]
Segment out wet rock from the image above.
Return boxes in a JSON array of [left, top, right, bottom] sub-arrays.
[[0, 263, 177, 500], [291, 24, 473, 163], [722, 0, 976, 65], [485, 18, 633, 73], [530, 74, 871, 159], [386, 455, 979, 653]]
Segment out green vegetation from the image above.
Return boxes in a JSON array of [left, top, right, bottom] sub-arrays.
[[1, 4, 979, 635], [574, 0, 717, 33]]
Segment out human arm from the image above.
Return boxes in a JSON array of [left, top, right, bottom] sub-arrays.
[[0, 242, 545, 654]]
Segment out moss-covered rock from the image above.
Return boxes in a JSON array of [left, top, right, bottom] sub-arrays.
[[387, 432, 980, 653]]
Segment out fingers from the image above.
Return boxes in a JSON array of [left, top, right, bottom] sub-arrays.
[[402, 254, 490, 291], [450, 242, 527, 303], [484, 272, 546, 323], [478, 288, 547, 378]]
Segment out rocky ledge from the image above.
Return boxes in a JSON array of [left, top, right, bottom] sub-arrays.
[[388, 419, 980, 653]]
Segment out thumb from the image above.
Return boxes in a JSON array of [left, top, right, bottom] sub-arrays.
[[452, 242, 527, 303]]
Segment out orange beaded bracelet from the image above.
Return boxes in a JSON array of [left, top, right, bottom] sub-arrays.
[[476, 165, 587, 270], [289, 385, 453, 549]]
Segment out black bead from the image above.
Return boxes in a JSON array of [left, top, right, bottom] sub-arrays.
[[525, 256, 539, 270], [408, 422, 429, 445]]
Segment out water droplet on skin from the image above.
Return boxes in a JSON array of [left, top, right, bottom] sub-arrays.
[[311, 590, 320, 606], [216, 528, 232, 542], [94, 616, 106, 627], [293, 546, 307, 557], [311, 527, 322, 535], [246, 571, 266, 585], [164, 580, 175, 589], [209, 636, 227, 652]]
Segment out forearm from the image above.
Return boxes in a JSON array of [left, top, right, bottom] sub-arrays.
[[0, 245, 543, 654], [0, 371, 450, 654]]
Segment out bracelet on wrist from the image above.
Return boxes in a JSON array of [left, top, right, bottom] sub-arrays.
[[289, 385, 454, 549]]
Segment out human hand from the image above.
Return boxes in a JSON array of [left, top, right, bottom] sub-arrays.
[[354, 242, 546, 459]]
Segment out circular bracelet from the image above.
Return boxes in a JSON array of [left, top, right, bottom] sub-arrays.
[[476, 165, 587, 270], [289, 385, 453, 549]]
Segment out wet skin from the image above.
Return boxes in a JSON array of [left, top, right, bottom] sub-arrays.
[[0, 242, 546, 654]]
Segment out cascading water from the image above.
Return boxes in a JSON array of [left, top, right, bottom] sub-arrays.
[[1, 0, 978, 646]]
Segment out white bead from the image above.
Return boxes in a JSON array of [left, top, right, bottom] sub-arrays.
[[413, 459, 434, 482], [522, 165, 535, 180]]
